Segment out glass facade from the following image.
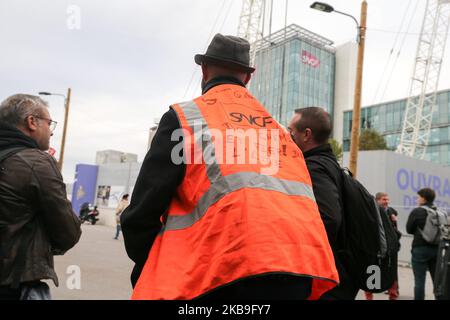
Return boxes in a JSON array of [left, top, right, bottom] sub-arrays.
[[343, 89, 450, 166], [249, 24, 336, 126]]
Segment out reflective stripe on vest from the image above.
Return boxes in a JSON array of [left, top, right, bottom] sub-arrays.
[[162, 171, 315, 232], [178, 100, 222, 183], [160, 100, 316, 233]]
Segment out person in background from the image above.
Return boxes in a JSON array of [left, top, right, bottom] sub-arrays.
[[114, 194, 129, 240], [0, 94, 81, 300], [406, 188, 439, 300], [365, 192, 401, 300]]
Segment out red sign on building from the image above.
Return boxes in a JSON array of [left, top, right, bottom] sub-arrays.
[[301, 50, 320, 68], [48, 147, 56, 156]]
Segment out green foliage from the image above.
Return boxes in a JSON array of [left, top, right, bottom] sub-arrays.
[[358, 129, 389, 151], [329, 138, 343, 163]]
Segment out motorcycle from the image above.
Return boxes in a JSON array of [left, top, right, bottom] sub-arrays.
[[79, 203, 100, 225]]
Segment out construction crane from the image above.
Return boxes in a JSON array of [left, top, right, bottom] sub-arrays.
[[237, 0, 268, 65], [397, 0, 450, 159]]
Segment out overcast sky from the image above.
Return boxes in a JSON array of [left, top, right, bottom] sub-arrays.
[[1, 0, 449, 182]]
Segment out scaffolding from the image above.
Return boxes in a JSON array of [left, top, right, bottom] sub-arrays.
[[253, 23, 335, 53]]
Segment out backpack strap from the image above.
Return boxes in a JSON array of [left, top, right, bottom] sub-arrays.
[[305, 156, 344, 209], [306, 155, 343, 187], [306, 155, 347, 248], [0, 147, 27, 163], [420, 206, 438, 218]]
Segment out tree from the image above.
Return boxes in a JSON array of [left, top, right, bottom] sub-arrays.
[[329, 138, 343, 164], [358, 129, 388, 151]]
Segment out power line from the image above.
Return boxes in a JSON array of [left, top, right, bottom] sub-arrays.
[[74, 110, 151, 133], [371, 0, 414, 105], [368, 28, 446, 36], [187, 0, 236, 99], [367, 28, 422, 36], [219, 0, 236, 32], [183, 0, 228, 99], [378, 0, 420, 104]]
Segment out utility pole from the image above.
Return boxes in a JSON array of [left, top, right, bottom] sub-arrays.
[[59, 88, 71, 172], [348, 1, 367, 177], [310, 1, 368, 177], [38, 88, 72, 172]]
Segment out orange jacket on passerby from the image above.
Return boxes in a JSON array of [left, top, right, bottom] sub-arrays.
[[132, 84, 339, 300]]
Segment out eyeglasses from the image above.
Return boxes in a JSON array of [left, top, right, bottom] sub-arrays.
[[287, 127, 296, 140], [33, 115, 58, 132]]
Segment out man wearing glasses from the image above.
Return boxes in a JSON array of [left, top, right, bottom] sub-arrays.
[[0, 94, 81, 300]]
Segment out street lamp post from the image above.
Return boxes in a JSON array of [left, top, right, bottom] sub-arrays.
[[39, 88, 72, 172], [311, 1, 368, 178]]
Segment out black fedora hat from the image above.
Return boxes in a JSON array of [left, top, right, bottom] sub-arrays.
[[195, 34, 255, 73]]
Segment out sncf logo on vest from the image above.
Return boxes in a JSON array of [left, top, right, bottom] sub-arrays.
[[229, 112, 273, 128], [170, 123, 290, 176]]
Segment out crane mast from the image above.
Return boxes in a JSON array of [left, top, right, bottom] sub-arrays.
[[237, 0, 266, 65], [397, 0, 450, 159]]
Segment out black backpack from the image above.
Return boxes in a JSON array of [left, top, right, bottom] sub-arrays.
[[338, 168, 398, 293]]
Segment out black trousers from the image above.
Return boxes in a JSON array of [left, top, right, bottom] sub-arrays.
[[320, 279, 359, 300], [196, 274, 312, 300], [0, 281, 49, 300], [0, 286, 20, 300]]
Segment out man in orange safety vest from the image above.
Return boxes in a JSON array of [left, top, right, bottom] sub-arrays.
[[121, 34, 339, 300]]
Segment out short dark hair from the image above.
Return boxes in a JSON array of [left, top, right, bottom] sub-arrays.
[[294, 107, 332, 144], [418, 188, 435, 203], [122, 194, 129, 200]]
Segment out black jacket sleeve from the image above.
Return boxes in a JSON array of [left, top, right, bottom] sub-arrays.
[[387, 207, 400, 230], [305, 159, 342, 248], [407, 207, 429, 233], [390, 207, 399, 216], [120, 108, 185, 287], [406, 207, 433, 247]]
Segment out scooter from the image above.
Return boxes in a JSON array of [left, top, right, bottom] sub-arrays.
[[79, 203, 100, 225]]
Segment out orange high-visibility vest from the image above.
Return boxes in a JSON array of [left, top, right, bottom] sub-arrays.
[[132, 84, 339, 300]]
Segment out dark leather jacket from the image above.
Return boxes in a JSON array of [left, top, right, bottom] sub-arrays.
[[0, 124, 81, 288]]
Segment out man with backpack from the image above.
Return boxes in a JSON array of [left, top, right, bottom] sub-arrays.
[[407, 188, 446, 300], [289, 107, 399, 300], [288, 107, 359, 300]]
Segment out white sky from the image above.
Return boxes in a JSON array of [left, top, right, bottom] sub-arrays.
[[1, 0, 449, 182]]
